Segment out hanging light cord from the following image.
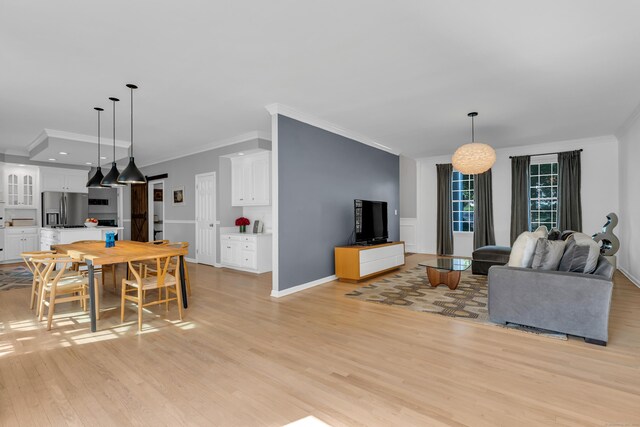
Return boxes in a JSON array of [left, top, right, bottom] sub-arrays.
[[130, 86, 134, 157], [97, 110, 101, 167], [113, 99, 116, 160], [471, 115, 475, 142]]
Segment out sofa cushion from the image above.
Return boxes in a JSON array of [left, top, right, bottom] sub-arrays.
[[508, 227, 548, 268], [558, 235, 592, 273], [572, 232, 601, 274], [531, 238, 566, 270]]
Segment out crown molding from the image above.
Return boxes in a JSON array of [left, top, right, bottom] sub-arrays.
[[138, 130, 271, 168], [27, 128, 131, 152], [264, 103, 398, 155]]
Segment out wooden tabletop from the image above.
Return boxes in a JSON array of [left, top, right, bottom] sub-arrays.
[[52, 240, 188, 266]]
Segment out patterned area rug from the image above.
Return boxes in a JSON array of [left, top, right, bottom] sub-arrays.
[[346, 266, 567, 340], [0, 264, 33, 291]]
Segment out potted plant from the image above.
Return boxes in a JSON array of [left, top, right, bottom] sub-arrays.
[[235, 217, 250, 233]]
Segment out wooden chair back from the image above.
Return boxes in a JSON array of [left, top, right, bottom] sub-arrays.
[[127, 255, 177, 288], [32, 256, 76, 285], [21, 250, 56, 274]]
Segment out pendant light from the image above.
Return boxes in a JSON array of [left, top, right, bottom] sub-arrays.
[[86, 107, 105, 187], [101, 97, 125, 187], [117, 83, 146, 184], [452, 112, 496, 174]]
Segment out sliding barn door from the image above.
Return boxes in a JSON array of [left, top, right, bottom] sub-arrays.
[[131, 183, 149, 242]]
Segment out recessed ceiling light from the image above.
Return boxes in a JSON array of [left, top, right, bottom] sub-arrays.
[[48, 158, 56, 161], [238, 152, 245, 156], [18, 164, 26, 167], [100, 156, 107, 160], [85, 162, 93, 165], [59, 151, 68, 155]]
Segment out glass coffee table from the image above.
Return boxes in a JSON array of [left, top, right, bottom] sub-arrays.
[[418, 258, 471, 290]]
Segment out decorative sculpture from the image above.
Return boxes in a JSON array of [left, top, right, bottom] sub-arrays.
[[592, 213, 620, 256]]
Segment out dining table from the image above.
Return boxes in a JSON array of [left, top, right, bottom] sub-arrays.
[[52, 240, 190, 332]]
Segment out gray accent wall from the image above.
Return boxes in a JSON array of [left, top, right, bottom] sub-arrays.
[[399, 155, 417, 218], [278, 115, 400, 291], [121, 138, 271, 260]]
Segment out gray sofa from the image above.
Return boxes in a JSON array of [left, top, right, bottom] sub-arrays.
[[488, 256, 614, 345]]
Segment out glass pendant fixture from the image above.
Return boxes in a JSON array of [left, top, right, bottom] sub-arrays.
[[117, 83, 146, 184], [101, 97, 125, 187], [86, 107, 105, 187], [452, 112, 496, 175]]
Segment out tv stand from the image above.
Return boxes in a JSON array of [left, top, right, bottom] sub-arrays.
[[335, 241, 405, 283]]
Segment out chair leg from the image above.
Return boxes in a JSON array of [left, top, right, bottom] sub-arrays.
[[137, 287, 143, 332], [175, 267, 183, 321], [120, 279, 126, 323], [29, 277, 38, 309], [46, 285, 57, 331], [38, 286, 47, 321]]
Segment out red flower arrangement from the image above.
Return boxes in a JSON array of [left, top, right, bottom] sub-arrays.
[[235, 217, 250, 226], [235, 216, 250, 233]]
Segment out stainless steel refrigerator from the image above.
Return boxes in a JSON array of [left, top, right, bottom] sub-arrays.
[[41, 192, 89, 226]]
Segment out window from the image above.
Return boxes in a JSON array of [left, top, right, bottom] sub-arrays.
[[529, 162, 558, 231], [452, 170, 474, 232]]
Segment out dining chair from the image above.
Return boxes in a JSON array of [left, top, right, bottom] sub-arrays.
[[34, 256, 100, 331], [22, 250, 56, 310], [121, 254, 183, 331], [71, 240, 118, 291], [144, 241, 191, 296]]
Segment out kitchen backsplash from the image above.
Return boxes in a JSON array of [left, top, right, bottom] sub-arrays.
[[242, 206, 272, 232]]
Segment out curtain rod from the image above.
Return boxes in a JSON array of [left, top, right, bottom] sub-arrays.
[[509, 148, 582, 159]]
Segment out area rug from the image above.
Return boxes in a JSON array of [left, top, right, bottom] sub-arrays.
[[0, 264, 33, 291], [346, 266, 567, 340]]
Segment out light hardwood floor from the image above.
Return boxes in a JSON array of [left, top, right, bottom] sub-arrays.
[[1, 254, 639, 426]]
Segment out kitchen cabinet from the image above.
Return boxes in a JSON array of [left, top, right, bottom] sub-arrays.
[[231, 151, 270, 206], [5, 227, 39, 259], [219, 232, 272, 273], [40, 167, 89, 193], [5, 165, 39, 208]]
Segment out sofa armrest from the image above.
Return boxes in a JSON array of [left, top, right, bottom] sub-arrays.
[[488, 266, 613, 342]]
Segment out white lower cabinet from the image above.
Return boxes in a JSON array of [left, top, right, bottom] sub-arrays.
[[5, 227, 39, 260], [220, 233, 272, 273]]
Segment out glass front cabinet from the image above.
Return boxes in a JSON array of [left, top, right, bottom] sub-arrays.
[[4, 166, 38, 209]]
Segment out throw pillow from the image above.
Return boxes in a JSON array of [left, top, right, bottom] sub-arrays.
[[572, 232, 601, 274], [558, 235, 592, 273], [531, 238, 566, 270], [548, 228, 561, 241], [508, 227, 548, 268]]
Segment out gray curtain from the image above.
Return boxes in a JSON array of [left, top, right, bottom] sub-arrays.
[[436, 163, 453, 255], [558, 150, 582, 231], [510, 155, 531, 244], [474, 169, 495, 249]]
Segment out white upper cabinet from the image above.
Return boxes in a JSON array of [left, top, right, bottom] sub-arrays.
[[4, 165, 39, 209], [40, 167, 88, 193], [231, 151, 271, 206]]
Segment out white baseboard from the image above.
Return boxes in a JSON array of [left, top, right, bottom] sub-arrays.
[[270, 274, 337, 298], [618, 266, 640, 288], [185, 257, 196, 263]]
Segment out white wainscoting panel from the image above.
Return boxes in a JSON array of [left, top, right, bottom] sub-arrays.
[[400, 218, 417, 253]]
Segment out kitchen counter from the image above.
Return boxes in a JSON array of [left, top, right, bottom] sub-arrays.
[[220, 232, 272, 237], [40, 227, 124, 251]]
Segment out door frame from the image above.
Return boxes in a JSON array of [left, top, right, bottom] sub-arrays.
[[195, 171, 217, 265], [147, 179, 166, 242]]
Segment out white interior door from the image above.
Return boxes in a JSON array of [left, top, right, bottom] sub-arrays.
[[195, 172, 216, 266]]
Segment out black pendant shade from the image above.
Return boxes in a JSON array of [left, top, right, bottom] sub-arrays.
[[118, 84, 146, 184], [87, 107, 105, 188], [101, 97, 125, 187], [118, 157, 146, 183]]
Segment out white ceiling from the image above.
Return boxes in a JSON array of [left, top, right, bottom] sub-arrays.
[[2, 0, 640, 162]]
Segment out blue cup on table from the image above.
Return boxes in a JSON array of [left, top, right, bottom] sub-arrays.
[[105, 231, 115, 248]]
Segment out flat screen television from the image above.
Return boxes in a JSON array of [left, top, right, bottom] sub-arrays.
[[354, 199, 388, 245]]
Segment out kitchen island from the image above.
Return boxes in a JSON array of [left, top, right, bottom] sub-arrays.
[[40, 226, 124, 251]]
